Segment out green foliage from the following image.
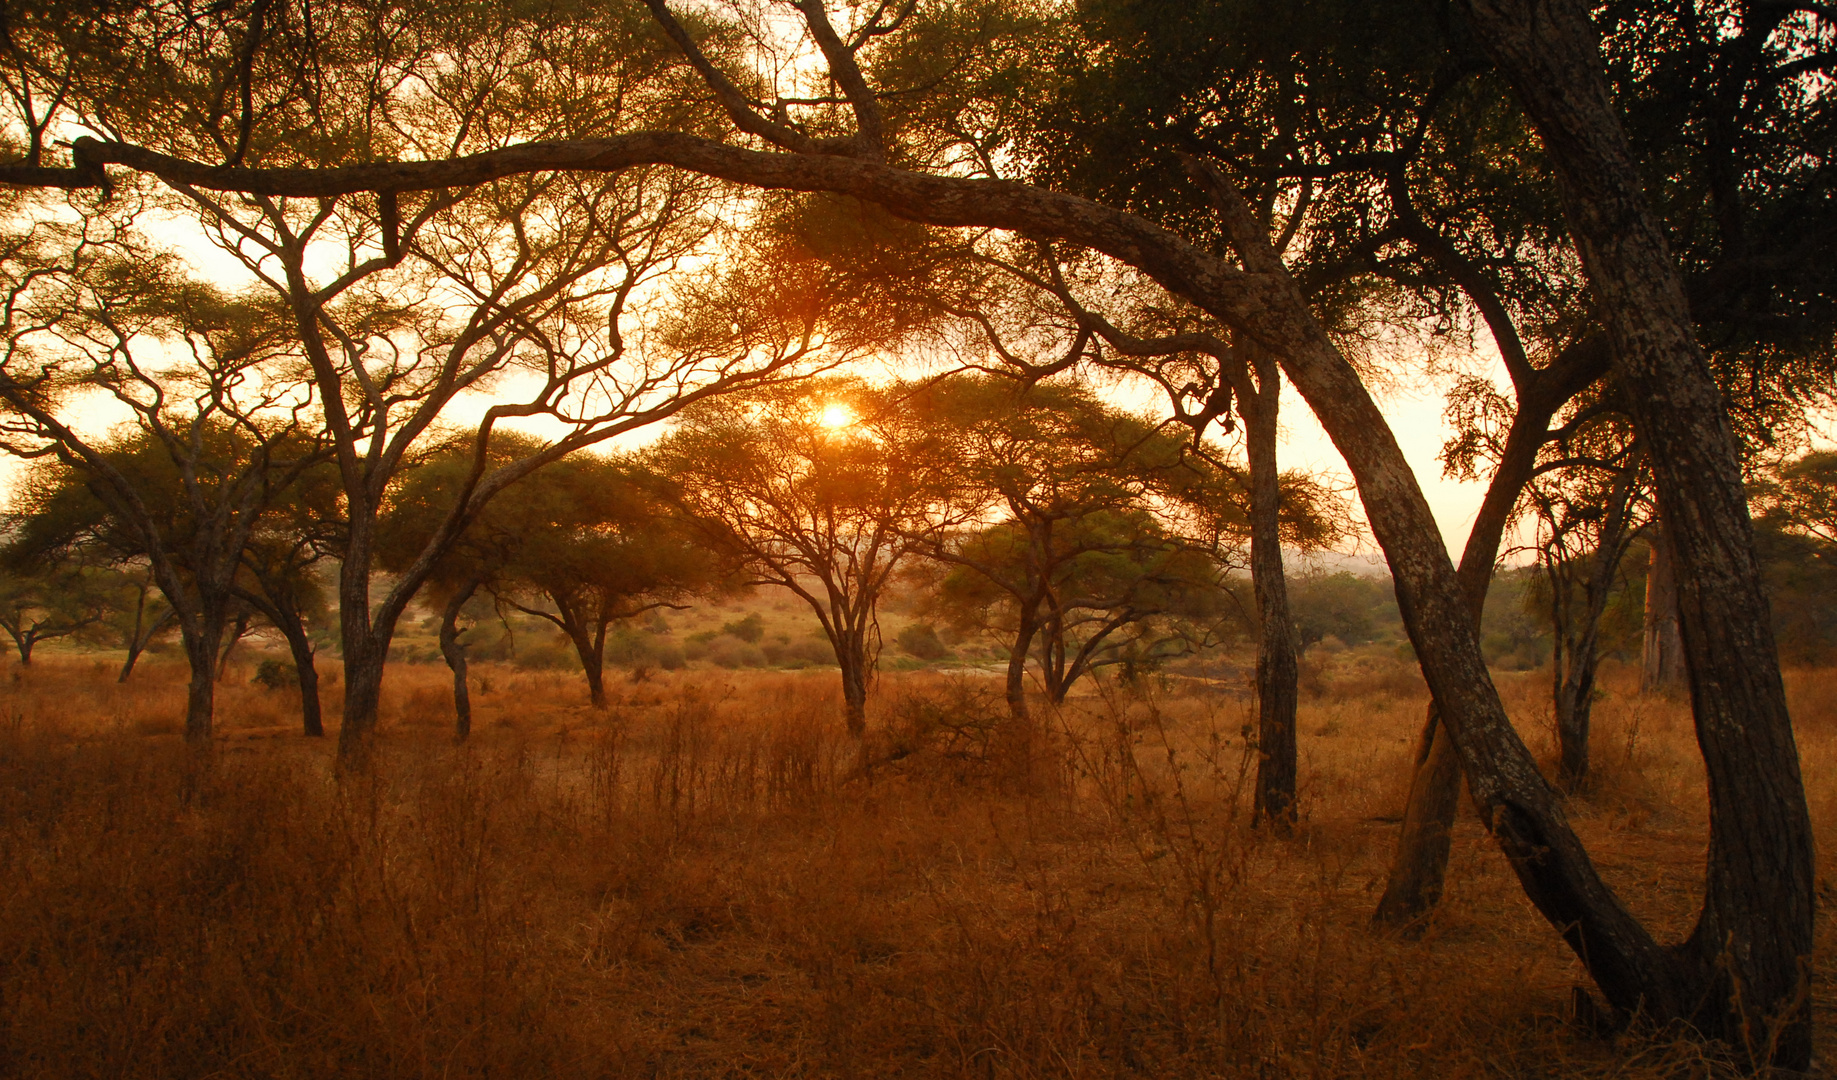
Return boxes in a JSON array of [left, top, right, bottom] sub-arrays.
[[896, 622, 952, 662], [1288, 571, 1394, 652], [253, 658, 299, 691]]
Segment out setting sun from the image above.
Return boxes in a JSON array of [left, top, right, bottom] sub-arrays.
[[817, 402, 854, 429]]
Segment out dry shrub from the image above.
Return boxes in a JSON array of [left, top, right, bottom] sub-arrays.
[[0, 658, 1824, 1078]]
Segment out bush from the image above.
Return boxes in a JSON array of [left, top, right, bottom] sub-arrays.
[[721, 612, 765, 643], [896, 622, 952, 661], [705, 637, 767, 669], [651, 641, 686, 670], [513, 639, 576, 671], [252, 658, 298, 691]]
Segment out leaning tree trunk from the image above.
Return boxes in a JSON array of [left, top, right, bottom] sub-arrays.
[[1371, 334, 1610, 927], [10, 630, 34, 666], [1640, 514, 1686, 692], [1242, 345, 1301, 832], [215, 609, 251, 682], [1462, 0, 1814, 1063], [438, 580, 481, 742], [284, 623, 324, 739], [1373, 389, 1549, 927]]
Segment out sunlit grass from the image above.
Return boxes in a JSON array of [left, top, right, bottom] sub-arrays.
[[0, 653, 1826, 1077]]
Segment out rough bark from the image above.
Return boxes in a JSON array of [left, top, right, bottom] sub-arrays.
[[1463, 0, 1814, 1062], [836, 631, 870, 737], [1640, 516, 1686, 692], [1242, 345, 1300, 831], [1004, 606, 1039, 723], [180, 621, 223, 748]]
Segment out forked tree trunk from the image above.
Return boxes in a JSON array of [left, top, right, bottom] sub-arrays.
[[1242, 346, 1300, 831], [563, 624, 609, 709], [1641, 516, 1686, 692], [1461, 0, 1814, 1063]]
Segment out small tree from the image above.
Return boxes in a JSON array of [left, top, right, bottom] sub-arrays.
[[0, 557, 110, 664], [653, 378, 971, 735]]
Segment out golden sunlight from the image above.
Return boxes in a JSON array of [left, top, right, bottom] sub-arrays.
[[817, 402, 855, 429]]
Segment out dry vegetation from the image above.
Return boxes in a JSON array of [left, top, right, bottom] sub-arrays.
[[0, 652, 1832, 1078]]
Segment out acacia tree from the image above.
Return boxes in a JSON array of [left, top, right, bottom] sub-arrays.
[[105, 561, 176, 681], [0, 556, 109, 664], [0, 228, 325, 744], [386, 442, 719, 716], [1, 0, 1820, 1059], [653, 378, 970, 735], [1522, 427, 1648, 791]]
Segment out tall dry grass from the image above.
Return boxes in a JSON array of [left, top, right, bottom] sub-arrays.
[[0, 652, 1829, 1078]]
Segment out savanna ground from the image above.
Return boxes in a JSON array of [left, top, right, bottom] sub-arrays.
[[1, 643, 1833, 1078]]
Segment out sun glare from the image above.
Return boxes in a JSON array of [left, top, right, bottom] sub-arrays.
[[818, 402, 854, 429]]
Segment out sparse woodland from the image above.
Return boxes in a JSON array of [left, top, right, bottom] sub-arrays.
[[0, 0, 1833, 1076]]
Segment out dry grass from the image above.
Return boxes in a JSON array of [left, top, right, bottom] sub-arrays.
[[0, 651, 1831, 1078]]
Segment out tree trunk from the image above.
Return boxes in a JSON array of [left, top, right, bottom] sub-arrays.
[[565, 624, 609, 709], [1004, 608, 1039, 723], [835, 631, 870, 737], [337, 633, 388, 766], [13, 631, 34, 667], [215, 610, 251, 682], [1462, 0, 1814, 1063], [1373, 385, 1551, 928], [1640, 516, 1686, 692], [275, 616, 323, 739], [1242, 345, 1300, 832], [1554, 467, 1640, 793], [439, 582, 479, 742], [118, 606, 174, 683], [179, 618, 224, 748], [1374, 706, 1464, 927]]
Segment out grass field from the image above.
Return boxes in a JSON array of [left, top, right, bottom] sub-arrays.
[[0, 648, 1831, 1078]]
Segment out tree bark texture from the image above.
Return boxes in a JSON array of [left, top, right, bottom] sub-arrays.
[[1641, 516, 1686, 692], [1462, 0, 1814, 1062], [835, 631, 870, 737], [1241, 345, 1300, 831]]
